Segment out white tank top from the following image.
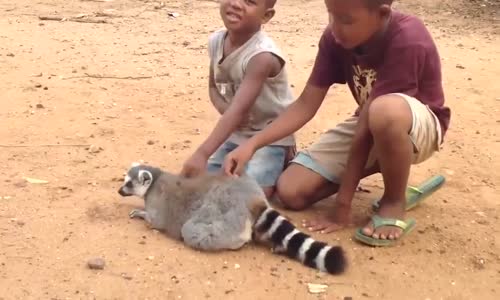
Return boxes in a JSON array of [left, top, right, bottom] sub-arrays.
[[208, 29, 296, 146]]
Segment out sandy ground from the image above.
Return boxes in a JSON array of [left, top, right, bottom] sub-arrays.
[[0, 0, 499, 299]]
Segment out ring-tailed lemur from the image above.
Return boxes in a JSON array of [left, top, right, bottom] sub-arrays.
[[118, 163, 347, 275]]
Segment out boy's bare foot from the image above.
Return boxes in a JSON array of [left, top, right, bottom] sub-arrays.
[[361, 199, 405, 240]]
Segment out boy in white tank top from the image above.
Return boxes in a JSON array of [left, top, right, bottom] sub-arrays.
[[180, 0, 295, 198]]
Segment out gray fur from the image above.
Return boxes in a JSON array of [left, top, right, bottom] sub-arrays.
[[119, 163, 265, 251], [118, 163, 347, 274]]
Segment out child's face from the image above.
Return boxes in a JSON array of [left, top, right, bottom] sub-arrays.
[[325, 0, 390, 49], [220, 0, 274, 34]]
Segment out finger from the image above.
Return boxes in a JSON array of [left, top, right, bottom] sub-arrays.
[[302, 219, 325, 228], [321, 224, 343, 234], [223, 156, 235, 175], [179, 168, 188, 177], [306, 222, 330, 232], [232, 158, 245, 177]]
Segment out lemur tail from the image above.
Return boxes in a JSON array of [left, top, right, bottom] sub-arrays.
[[253, 207, 347, 275]]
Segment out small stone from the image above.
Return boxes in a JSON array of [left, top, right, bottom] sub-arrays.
[[147, 255, 155, 260], [472, 257, 486, 270], [13, 180, 28, 188], [121, 273, 133, 280], [6, 53, 14, 57], [307, 283, 328, 294], [344, 297, 353, 300], [87, 258, 105, 270], [16, 220, 25, 226], [476, 219, 489, 225], [88, 145, 102, 154], [139, 240, 146, 245], [171, 275, 180, 283], [182, 41, 190, 47], [35, 83, 42, 88], [147, 140, 155, 145], [43, 87, 48, 90], [456, 64, 465, 69], [36, 103, 44, 109], [234, 263, 240, 269]]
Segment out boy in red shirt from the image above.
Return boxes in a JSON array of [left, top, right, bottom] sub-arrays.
[[224, 0, 451, 246]]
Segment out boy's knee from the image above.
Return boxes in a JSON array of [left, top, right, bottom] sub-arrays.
[[368, 95, 412, 135], [276, 175, 309, 211]]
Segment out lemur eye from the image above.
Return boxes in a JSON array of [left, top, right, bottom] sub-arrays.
[[125, 181, 133, 188]]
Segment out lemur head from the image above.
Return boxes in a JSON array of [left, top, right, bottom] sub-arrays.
[[118, 162, 154, 198]]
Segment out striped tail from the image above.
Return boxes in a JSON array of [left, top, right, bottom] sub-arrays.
[[253, 207, 347, 275]]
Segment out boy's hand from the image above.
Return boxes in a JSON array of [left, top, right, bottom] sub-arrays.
[[180, 151, 208, 178], [302, 201, 352, 233], [223, 142, 256, 177]]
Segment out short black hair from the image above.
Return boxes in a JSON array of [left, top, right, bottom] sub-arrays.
[[363, 0, 393, 9]]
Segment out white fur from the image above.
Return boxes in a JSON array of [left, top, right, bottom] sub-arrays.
[[264, 215, 285, 239], [254, 208, 273, 228], [298, 237, 314, 262], [282, 229, 300, 249], [315, 245, 332, 272]]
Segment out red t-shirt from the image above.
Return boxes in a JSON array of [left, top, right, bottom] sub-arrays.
[[308, 11, 451, 136]]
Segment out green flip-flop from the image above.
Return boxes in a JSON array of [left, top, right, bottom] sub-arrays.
[[372, 175, 446, 212], [354, 215, 417, 247]]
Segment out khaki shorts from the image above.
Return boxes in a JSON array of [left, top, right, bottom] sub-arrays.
[[291, 93, 442, 183]]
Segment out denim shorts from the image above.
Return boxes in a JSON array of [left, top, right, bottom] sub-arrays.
[[207, 141, 286, 187]]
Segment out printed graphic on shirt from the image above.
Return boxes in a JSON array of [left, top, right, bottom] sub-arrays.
[[352, 65, 377, 106]]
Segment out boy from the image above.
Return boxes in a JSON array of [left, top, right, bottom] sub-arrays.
[[223, 0, 451, 246], [180, 0, 295, 198]]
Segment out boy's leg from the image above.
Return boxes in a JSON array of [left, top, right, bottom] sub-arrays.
[[206, 141, 234, 173], [276, 117, 379, 210], [361, 94, 441, 240], [244, 145, 289, 199]]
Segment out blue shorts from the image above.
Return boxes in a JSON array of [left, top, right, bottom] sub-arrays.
[[207, 141, 287, 187]]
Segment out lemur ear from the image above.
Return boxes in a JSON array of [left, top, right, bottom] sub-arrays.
[[138, 170, 153, 185], [131, 162, 140, 168]]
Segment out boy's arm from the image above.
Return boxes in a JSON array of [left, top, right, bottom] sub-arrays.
[[223, 83, 329, 175], [194, 52, 280, 159], [246, 83, 328, 150], [208, 60, 230, 115]]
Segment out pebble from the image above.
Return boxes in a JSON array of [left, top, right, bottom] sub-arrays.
[[307, 283, 328, 294], [35, 83, 42, 88], [88, 145, 103, 154], [87, 258, 105, 270], [147, 140, 155, 145], [36, 103, 44, 109]]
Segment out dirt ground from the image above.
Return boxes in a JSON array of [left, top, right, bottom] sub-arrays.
[[0, 0, 499, 299]]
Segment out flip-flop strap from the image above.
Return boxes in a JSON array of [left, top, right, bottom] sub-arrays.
[[371, 215, 409, 231], [407, 186, 423, 194]]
